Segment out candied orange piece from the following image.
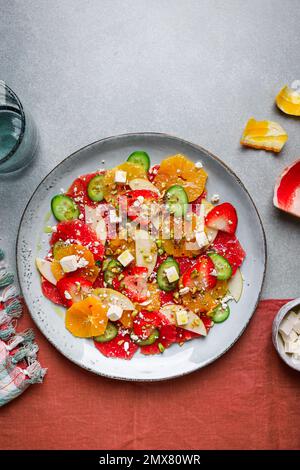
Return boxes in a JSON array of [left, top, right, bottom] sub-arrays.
[[154, 154, 207, 202], [276, 85, 300, 116], [65, 296, 108, 337], [51, 244, 95, 281], [240, 118, 288, 153]]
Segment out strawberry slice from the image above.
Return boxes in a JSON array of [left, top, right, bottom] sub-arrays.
[[133, 310, 162, 340], [159, 291, 174, 306], [182, 255, 217, 290], [56, 275, 93, 307], [174, 256, 197, 275], [50, 220, 104, 261], [94, 329, 138, 360], [211, 232, 245, 275], [140, 324, 177, 355], [41, 277, 67, 307], [205, 202, 237, 234]]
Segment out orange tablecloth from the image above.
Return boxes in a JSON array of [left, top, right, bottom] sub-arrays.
[[0, 299, 299, 450]]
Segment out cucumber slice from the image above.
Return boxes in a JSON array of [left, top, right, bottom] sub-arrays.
[[157, 257, 180, 291], [211, 304, 230, 323], [87, 174, 105, 202], [127, 151, 150, 172], [165, 185, 188, 217], [94, 322, 118, 343], [133, 329, 159, 346], [208, 253, 232, 280], [104, 259, 123, 286], [51, 195, 79, 221]]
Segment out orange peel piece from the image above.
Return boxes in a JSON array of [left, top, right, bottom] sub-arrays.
[[65, 296, 108, 338], [240, 118, 288, 153], [276, 85, 300, 116]]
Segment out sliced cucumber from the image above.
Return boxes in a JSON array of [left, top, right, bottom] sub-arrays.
[[133, 329, 159, 346], [94, 322, 118, 343], [104, 259, 123, 286], [211, 304, 230, 323], [157, 257, 180, 291], [208, 253, 232, 280], [165, 185, 188, 217], [127, 151, 150, 172], [87, 174, 105, 202], [51, 194, 79, 222]]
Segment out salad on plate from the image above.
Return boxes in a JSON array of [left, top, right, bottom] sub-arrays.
[[36, 152, 246, 359]]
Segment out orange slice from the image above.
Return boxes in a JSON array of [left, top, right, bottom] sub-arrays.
[[65, 296, 108, 337], [180, 280, 228, 313], [120, 311, 134, 328], [161, 213, 201, 258], [51, 244, 95, 281], [154, 154, 207, 202], [103, 162, 147, 202], [240, 118, 288, 153], [142, 283, 161, 312], [276, 85, 300, 116]]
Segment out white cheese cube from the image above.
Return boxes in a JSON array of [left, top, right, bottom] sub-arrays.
[[280, 329, 298, 343], [284, 338, 300, 354], [195, 161, 203, 168], [165, 266, 179, 283], [107, 305, 123, 321], [114, 170, 127, 183], [279, 312, 299, 336], [175, 308, 189, 326], [117, 249, 134, 267], [211, 194, 220, 204], [60, 255, 78, 273], [195, 231, 209, 249]]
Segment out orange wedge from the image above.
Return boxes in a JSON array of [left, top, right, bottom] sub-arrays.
[[51, 244, 95, 281], [240, 118, 288, 153], [154, 154, 207, 202], [65, 296, 108, 337], [103, 162, 147, 202], [276, 85, 300, 116], [181, 280, 228, 313]]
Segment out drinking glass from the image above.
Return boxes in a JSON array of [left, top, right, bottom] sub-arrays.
[[0, 81, 38, 174]]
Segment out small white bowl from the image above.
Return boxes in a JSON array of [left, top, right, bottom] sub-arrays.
[[272, 298, 300, 372]]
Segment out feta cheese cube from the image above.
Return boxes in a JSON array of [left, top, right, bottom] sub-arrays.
[[279, 311, 299, 336], [107, 305, 123, 321], [285, 338, 300, 354], [195, 231, 209, 249], [211, 194, 220, 204], [114, 170, 127, 183], [175, 308, 189, 326], [60, 255, 78, 273], [292, 318, 300, 335], [179, 287, 190, 296], [280, 329, 298, 343], [195, 161, 203, 168], [164, 266, 179, 283], [117, 249, 134, 267]]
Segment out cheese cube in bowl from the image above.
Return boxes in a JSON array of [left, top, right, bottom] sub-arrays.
[[272, 298, 300, 372]]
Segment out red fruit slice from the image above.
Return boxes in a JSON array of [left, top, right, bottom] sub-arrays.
[[191, 190, 207, 213], [67, 172, 104, 211], [176, 327, 200, 343], [159, 291, 174, 306], [182, 255, 217, 290], [50, 220, 104, 261], [148, 164, 160, 182], [41, 277, 67, 307], [205, 202, 237, 234], [122, 266, 149, 303], [125, 189, 159, 223], [140, 324, 177, 355], [211, 231, 245, 275], [94, 331, 138, 360], [93, 270, 105, 289], [133, 310, 162, 340], [273, 159, 300, 217], [56, 275, 93, 307], [200, 314, 213, 332], [174, 256, 197, 275]]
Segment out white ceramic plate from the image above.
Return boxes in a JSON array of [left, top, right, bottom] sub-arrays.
[[17, 133, 266, 381]]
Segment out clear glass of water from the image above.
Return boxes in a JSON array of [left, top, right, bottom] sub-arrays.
[[0, 81, 38, 174]]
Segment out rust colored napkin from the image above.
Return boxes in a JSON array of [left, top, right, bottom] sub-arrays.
[[0, 299, 299, 450]]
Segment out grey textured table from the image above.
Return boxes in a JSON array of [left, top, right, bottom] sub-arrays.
[[0, 0, 299, 298]]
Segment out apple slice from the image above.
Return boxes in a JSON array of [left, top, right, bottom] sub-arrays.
[[135, 229, 157, 276], [160, 304, 207, 336], [228, 268, 243, 302], [36, 258, 57, 285], [129, 178, 161, 195], [92, 287, 135, 311], [85, 205, 107, 244]]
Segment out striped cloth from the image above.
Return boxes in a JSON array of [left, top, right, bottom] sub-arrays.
[[0, 249, 46, 407]]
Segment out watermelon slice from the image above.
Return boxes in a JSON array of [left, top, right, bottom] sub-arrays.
[[50, 219, 104, 261], [140, 324, 177, 355], [94, 330, 138, 360], [41, 277, 67, 306], [211, 231, 245, 275]]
